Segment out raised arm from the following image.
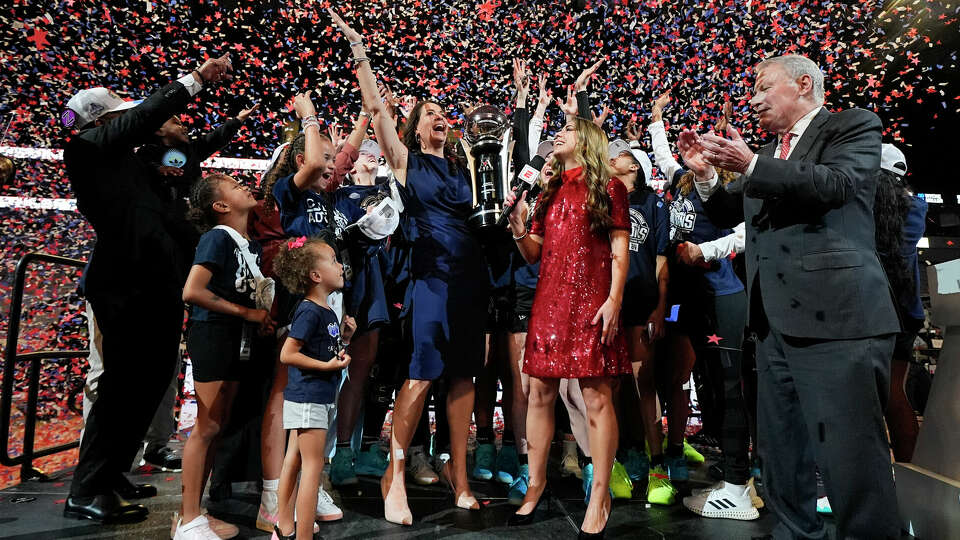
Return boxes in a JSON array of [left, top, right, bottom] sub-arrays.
[[290, 91, 330, 191], [528, 75, 550, 159], [573, 59, 603, 119], [82, 53, 233, 150], [646, 91, 685, 187], [331, 113, 370, 187], [511, 59, 532, 172], [193, 103, 257, 161], [329, 9, 409, 184]]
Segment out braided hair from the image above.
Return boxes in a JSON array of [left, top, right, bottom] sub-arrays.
[[187, 173, 231, 232]]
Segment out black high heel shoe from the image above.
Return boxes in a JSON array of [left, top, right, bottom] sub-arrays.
[[506, 488, 551, 526], [578, 525, 606, 539], [578, 493, 610, 539]]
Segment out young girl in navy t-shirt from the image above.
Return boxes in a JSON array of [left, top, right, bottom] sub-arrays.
[[177, 173, 275, 539], [271, 235, 357, 540]]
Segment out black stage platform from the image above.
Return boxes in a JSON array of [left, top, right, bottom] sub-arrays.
[[0, 447, 848, 540]]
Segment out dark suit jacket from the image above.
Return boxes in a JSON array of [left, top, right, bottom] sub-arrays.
[[65, 81, 196, 302], [703, 107, 900, 339]]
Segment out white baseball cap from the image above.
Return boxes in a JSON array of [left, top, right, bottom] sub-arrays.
[[608, 139, 653, 185], [358, 139, 381, 157], [881, 143, 907, 177], [63, 87, 141, 128], [346, 197, 400, 240]]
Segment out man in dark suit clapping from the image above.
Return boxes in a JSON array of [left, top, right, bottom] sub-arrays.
[[678, 55, 901, 539]]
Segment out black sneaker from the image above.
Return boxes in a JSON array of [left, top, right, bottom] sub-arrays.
[[143, 446, 182, 471]]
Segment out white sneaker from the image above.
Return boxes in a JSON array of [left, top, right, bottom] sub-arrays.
[[683, 482, 760, 521], [171, 512, 239, 539], [255, 490, 279, 533], [316, 485, 343, 521], [691, 481, 725, 497], [407, 446, 439, 485], [173, 516, 221, 540]]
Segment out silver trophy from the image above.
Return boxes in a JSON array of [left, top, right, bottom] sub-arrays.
[[463, 105, 510, 230]]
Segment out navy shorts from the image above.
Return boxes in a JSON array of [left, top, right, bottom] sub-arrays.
[[187, 320, 247, 382]]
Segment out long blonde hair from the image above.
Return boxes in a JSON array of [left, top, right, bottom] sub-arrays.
[[534, 117, 613, 233], [677, 167, 737, 196]]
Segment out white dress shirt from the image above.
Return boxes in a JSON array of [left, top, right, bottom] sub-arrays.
[[528, 115, 545, 161], [177, 72, 204, 97], [700, 222, 745, 262], [695, 105, 824, 201], [647, 120, 683, 185]]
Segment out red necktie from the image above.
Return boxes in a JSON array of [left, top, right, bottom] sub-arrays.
[[778, 133, 794, 160]]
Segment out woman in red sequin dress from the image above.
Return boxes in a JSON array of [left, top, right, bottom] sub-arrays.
[[505, 116, 630, 537]]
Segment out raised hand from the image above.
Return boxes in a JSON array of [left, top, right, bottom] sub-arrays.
[[625, 117, 641, 141], [536, 75, 551, 109], [592, 103, 611, 128], [653, 91, 671, 112], [328, 8, 363, 45], [328, 123, 346, 148], [292, 90, 316, 120], [237, 102, 259, 122], [513, 58, 530, 98], [196, 52, 233, 84], [400, 95, 417, 118], [378, 82, 399, 108], [557, 85, 578, 117], [651, 90, 671, 122], [574, 58, 605, 92]]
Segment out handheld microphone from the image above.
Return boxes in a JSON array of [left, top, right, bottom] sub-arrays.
[[497, 155, 546, 227]]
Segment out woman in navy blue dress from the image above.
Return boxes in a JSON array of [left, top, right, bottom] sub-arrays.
[[332, 10, 488, 525]]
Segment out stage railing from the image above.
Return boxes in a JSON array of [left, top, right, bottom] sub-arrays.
[[1, 252, 88, 481]]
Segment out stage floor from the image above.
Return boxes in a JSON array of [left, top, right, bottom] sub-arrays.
[[0, 449, 835, 540]]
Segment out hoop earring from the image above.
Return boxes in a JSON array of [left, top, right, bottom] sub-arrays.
[[416, 133, 422, 146]]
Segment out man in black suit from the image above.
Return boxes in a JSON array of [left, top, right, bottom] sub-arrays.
[[62, 53, 234, 523], [677, 55, 901, 539]]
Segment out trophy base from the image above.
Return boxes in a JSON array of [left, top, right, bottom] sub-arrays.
[[468, 206, 502, 230]]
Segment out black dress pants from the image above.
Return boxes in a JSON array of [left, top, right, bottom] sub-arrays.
[[757, 326, 899, 540], [70, 293, 183, 497]]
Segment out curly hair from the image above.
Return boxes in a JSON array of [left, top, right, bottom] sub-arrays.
[[401, 100, 465, 175], [874, 169, 913, 302], [676, 167, 738, 196], [272, 233, 337, 295], [534, 117, 613, 234], [186, 173, 232, 232]]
